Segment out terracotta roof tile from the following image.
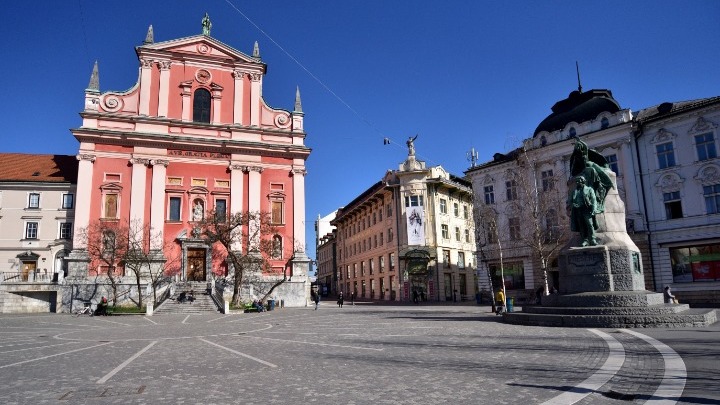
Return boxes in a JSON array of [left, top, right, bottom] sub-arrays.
[[0, 153, 78, 183]]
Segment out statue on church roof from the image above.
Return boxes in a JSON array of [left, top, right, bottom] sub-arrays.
[[201, 13, 212, 36]]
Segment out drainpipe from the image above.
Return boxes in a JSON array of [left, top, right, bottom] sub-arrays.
[[633, 121, 658, 292]]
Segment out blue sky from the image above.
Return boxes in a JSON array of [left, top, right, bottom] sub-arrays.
[[1, 1, 719, 264]]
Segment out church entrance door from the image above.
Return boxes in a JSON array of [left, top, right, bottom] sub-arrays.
[[187, 248, 206, 281]]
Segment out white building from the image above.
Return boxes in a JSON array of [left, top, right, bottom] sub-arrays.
[[467, 89, 720, 306], [634, 97, 720, 304], [0, 154, 77, 313]]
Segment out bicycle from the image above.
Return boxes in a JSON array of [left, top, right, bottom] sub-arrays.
[[73, 303, 94, 317]]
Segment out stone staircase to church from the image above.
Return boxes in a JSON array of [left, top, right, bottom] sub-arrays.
[[154, 282, 220, 314]]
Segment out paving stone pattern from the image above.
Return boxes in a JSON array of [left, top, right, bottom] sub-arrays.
[[0, 304, 689, 404]]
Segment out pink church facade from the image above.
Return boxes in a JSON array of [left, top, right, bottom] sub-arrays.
[[67, 22, 311, 305]]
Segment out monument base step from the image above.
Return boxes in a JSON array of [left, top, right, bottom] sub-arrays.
[[503, 307, 717, 328], [523, 303, 690, 316]]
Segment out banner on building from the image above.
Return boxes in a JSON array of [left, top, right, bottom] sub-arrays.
[[406, 206, 425, 245]]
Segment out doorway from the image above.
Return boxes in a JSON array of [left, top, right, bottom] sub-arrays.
[[22, 261, 36, 281], [187, 248, 206, 281]]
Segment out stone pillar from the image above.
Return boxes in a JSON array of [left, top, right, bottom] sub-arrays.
[[229, 164, 245, 252], [248, 166, 263, 250], [150, 159, 168, 249], [211, 85, 223, 124], [73, 154, 96, 249], [139, 58, 153, 116], [129, 158, 150, 235], [180, 81, 192, 121], [157, 61, 172, 117], [249, 73, 262, 126], [232, 70, 245, 125], [292, 167, 307, 253]]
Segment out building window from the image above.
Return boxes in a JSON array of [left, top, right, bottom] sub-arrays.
[[484, 186, 495, 204], [656, 142, 676, 169], [663, 191, 683, 219], [193, 88, 211, 123], [25, 222, 38, 239], [443, 250, 451, 268], [379, 256, 385, 272], [215, 198, 227, 222], [489, 262, 525, 290], [370, 258, 374, 275], [169, 197, 181, 221], [458, 251, 465, 269], [671, 243, 720, 283], [380, 232, 384, 245], [605, 154, 619, 176], [455, 227, 461, 241], [569, 127, 577, 138], [695, 133, 717, 161], [441, 224, 449, 239], [453, 202, 459, 217], [545, 209, 559, 241], [62, 193, 74, 209], [272, 235, 282, 259], [506, 180, 518, 201], [387, 203, 392, 217], [465, 228, 470, 243], [28, 193, 40, 209], [271, 200, 284, 225], [346, 266, 350, 279], [601, 117, 609, 129], [405, 195, 423, 207], [439, 199, 447, 214], [59, 222, 73, 240], [390, 253, 395, 271], [540, 135, 547, 146], [361, 280, 366, 298], [388, 228, 393, 242], [463, 205, 469, 219], [541, 170, 554, 191], [704, 184, 720, 214], [104, 194, 119, 219], [509, 217, 521, 240], [353, 263, 357, 278]]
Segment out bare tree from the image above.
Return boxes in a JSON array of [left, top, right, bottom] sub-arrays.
[[513, 147, 571, 297], [77, 220, 130, 306], [474, 203, 507, 311], [122, 221, 181, 308], [197, 209, 290, 306]]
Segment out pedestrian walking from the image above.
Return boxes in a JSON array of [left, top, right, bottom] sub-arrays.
[[412, 289, 419, 304], [337, 292, 344, 308], [495, 288, 506, 315], [350, 291, 355, 306], [313, 291, 320, 310]]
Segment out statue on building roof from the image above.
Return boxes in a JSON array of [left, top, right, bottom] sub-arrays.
[[201, 13, 212, 36], [407, 134, 418, 157]]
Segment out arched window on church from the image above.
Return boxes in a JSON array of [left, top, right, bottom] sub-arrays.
[[193, 88, 211, 123]]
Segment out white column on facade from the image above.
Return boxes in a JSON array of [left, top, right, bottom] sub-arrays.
[[232, 70, 245, 125], [73, 154, 96, 249], [248, 166, 263, 250], [129, 158, 149, 238], [229, 164, 245, 252], [249, 73, 262, 126], [211, 87, 222, 124], [157, 61, 172, 117], [181, 82, 192, 121], [620, 138, 638, 214], [292, 168, 307, 253], [150, 159, 168, 250], [139, 59, 153, 116]]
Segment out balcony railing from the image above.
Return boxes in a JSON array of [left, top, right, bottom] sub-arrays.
[[1, 272, 55, 283]]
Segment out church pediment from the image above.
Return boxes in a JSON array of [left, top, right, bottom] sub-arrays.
[[139, 35, 262, 66]]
